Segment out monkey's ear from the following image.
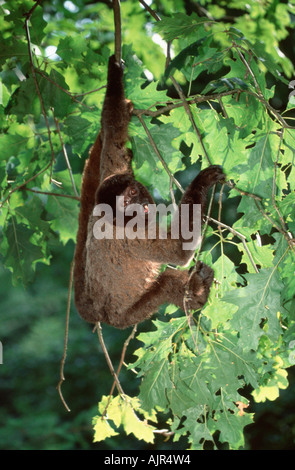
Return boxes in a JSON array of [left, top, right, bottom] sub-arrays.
[[95, 175, 131, 207]]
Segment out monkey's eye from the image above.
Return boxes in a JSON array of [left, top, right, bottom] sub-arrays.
[[130, 187, 138, 196]]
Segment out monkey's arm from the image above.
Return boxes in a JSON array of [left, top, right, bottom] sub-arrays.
[[129, 165, 224, 266], [179, 165, 224, 217], [118, 262, 214, 328]]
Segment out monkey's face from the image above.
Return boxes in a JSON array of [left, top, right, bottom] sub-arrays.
[[121, 184, 150, 213], [95, 175, 154, 226], [118, 182, 153, 219]]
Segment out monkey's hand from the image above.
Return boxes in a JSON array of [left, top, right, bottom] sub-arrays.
[[196, 165, 225, 188]]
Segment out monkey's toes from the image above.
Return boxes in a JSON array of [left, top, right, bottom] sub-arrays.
[[195, 261, 214, 282]]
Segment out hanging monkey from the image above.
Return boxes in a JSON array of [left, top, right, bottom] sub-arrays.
[[73, 55, 225, 329]]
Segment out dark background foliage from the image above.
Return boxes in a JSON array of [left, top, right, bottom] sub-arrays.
[[0, 0, 295, 450]]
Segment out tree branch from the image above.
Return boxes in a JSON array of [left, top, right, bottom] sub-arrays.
[[0, 162, 52, 208], [57, 261, 74, 412], [95, 322, 125, 396], [24, 187, 79, 200], [113, 0, 122, 63], [23, 3, 55, 179]]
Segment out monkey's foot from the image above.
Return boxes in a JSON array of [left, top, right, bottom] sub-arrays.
[[186, 261, 214, 310]]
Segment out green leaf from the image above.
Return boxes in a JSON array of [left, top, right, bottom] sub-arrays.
[[183, 407, 216, 450], [252, 368, 288, 403], [127, 79, 168, 109], [93, 417, 119, 442], [94, 395, 156, 443], [8, 77, 41, 122], [14, 196, 51, 237], [121, 400, 155, 443], [46, 195, 78, 244], [131, 119, 183, 199], [165, 38, 207, 78], [168, 359, 214, 413], [238, 240, 274, 272], [203, 298, 238, 329], [64, 114, 95, 154], [4, 221, 45, 285], [139, 360, 172, 412], [0, 80, 10, 107], [221, 93, 264, 138], [214, 408, 253, 450], [39, 69, 73, 118], [251, 40, 288, 85], [224, 268, 284, 351], [0, 124, 35, 161], [134, 319, 186, 410], [56, 36, 90, 66], [0, 39, 28, 67], [154, 13, 215, 41]]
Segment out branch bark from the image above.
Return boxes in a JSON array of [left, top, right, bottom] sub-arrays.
[[113, 0, 122, 63]]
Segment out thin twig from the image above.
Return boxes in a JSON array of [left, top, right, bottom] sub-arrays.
[[272, 128, 289, 233], [233, 43, 263, 97], [140, 0, 213, 166], [73, 86, 106, 97], [52, 108, 79, 198], [206, 216, 259, 273], [133, 90, 240, 119], [254, 199, 295, 250], [171, 76, 212, 166], [254, 199, 286, 236], [23, 4, 55, 179], [137, 114, 184, 194], [196, 184, 216, 261], [24, 187, 79, 200], [0, 162, 52, 208], [246, 89, 292, 129], [57, 261, 74, 412], [102, 325, 137, 417], [95, 322, 124, 395], [35, 69, 95, 109], [182, 185, 217, 351], [139, 0, 161, 21], [169, 178, 178, 209], [217, 182, 225, 238], [226, 180, 262, 201], [109, 325, 137, 396], [24, 0, 43, 18]]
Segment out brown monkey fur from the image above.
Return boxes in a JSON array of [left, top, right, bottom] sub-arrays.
[[74, 55, 225, 329]]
